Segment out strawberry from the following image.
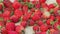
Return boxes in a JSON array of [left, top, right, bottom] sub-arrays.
[[35, 3, 40, 8], [15, 25, 24, 33], [0, 21, 3, 29], [46, 19, 51, 25], [37, 20, 43, 26], [22, 12, 32, 21], [29, 20, 35, 26], [41, 3, 48, 9], [1, 27, 8, 34], [12, 2, 22, 9], [56, 0, 60, 5], [3, 10, 11, 22], [0, 4, 2, 10], [10, 15, 19, 23], [20, 21, 27, 27], [54, 22, 60, 30], [40, 32, 46, 34], [3, 0, 12, 8], [49, 15, 55, 20], [14, 9, 23, 18], [32, 15, 40, 21], [22, 5, 28, 14], [6, 22, 15, 31], [40, 24, 48, 32], [34, 9, 42, 16], [33, 25, 39, 31], [39, 0, 46, 4], [48, 4, 55, 9], [50, 29, 56, 34], [35, 32, 40, 34], [8, 31, 18, 34]]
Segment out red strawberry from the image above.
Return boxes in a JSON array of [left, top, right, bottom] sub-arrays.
[[40, 32, 46, 34], [1, 27, 8, 34], [29, 20, 35, 26], [48, 4, 55, 9], [15, 25, 24, 33], [12, 2, 22, 9], [35, 32, 40, 34], [31, 8, 35, 12], [22, 12, 32, 21], [14, 9, 23, 18], [39, 0, 46, 3], [40, 24, 48, 32], [56, 0, 60, 5], [32, 15, 40, 21], [41, 3, 48, 9], [3, 0, 12, 8], [37, 20, 43, 26], [20, 21, 27, 27], [0, 21, 3, 29], [49, 15, 55, 20], [6, 22, 15, 31], [34, 9, 41, 16], [8, 31, 18, 34], [22, 5, 28, 14], [46, 19, 51, 25], [3, 10, 11, 22], [53, 22, 60, 30], [10, 15, 19, 23], [0, 4, 2, 10], [35, 3, 40, 8], [33, 25, 39, 31]]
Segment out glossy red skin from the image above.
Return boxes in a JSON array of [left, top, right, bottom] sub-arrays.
[[29, 20, 35, 26], [39, 0, 46, 3], [34, 10, 42, 16], [15, 25, 24, 33], [8, 31, 18, 34], [46, 19, 50, 25], [53, 22, 60, 30], [40, 24, 48, 32], [37, 21, 43, 26], [22, 12, 32, 21], [14, 9, 23, 18], [10, 15, 19, 23], [49, 15, 55, 20], [35, 3, 40, 8], [22, 5, 28, 14], [20, 21, 27, 27], [3, 0, 12, 8], [6, 22, 15, 31], [32, 15, 40, 21], [1, 27, 8, 34], [3, 10, 11, 22], [40, 32, 46, 34], [33, 26, 39, 31], [48, 4, 55, 9], [0, 4, 2, 10], [56, 0, 60, 5], [12, 2, 22, 9]]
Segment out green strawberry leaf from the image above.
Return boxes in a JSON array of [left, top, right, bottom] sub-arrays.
[[26, 2, 34, 9], [46, 30, 50, 34], [18, 0, 22, 2], [0, 0, 3, 3], [50, 21, 55, 25], [0, 17, 4, 21], [57, 25, 60, 30], [50, 9, 54, 14]]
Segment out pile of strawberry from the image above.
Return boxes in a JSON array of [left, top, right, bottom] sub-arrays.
[[0, 0, 60, 34]]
